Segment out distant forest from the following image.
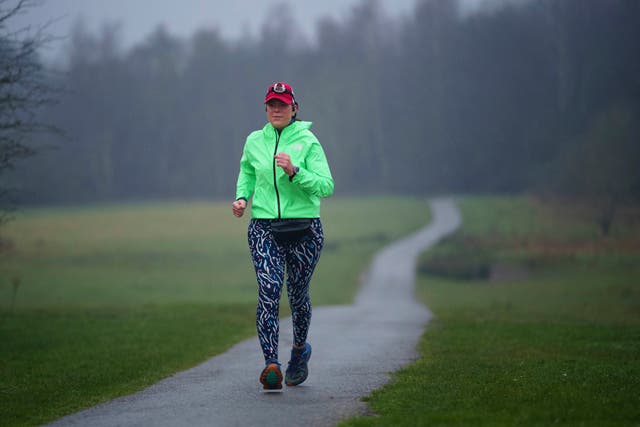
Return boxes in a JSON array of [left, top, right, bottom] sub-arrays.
[[5, 0, 640, 208]]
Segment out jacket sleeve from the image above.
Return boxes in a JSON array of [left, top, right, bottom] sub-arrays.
[[235, 142, 255, 200], [294, 142, 334, 198]]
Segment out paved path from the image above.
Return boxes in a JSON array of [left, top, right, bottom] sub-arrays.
[[46, 199, 461, 427]]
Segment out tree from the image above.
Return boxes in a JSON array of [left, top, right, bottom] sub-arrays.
[[0, 0, 56, 223], [543, 107, 640, 234]]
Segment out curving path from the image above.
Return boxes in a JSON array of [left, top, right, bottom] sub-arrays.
[[46, 199, 461, 427]]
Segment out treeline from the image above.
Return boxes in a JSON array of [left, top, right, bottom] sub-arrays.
[[8, 0, 640, 205]]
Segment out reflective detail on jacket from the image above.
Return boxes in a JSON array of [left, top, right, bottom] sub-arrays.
[[235, 120, 334, 219]]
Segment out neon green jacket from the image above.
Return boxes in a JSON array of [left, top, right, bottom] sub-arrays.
[[235, 120, 334, 219]]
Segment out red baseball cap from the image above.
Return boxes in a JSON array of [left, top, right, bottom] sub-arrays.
[[264, 82, 296, 105]]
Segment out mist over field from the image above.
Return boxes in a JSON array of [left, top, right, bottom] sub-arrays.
[[1, 0, 637, 215]]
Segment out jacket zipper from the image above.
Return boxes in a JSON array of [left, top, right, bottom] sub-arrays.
[[273, 129, 281, 219]]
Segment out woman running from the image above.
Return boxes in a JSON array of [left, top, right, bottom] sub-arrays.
[[232, 81, 334, 390]]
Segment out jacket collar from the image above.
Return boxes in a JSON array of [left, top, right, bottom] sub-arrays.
[[263, 120, 312, 138]]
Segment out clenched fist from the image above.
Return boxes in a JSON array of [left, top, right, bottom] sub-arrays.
[[232, 199, 247, 217], [274, 152, 296, 176]]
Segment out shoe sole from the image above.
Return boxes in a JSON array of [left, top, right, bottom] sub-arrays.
[[285, 367, 308, 387], [260, 363, 283, 390]]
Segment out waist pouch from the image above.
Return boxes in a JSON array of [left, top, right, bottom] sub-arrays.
[[271, 219, 312, 244]]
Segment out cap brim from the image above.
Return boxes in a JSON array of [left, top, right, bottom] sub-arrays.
[[265, 92, 294, 105]]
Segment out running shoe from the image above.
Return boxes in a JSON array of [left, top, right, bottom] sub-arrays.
[[260, 360, 283, 390], [285, 343, 312, 386]]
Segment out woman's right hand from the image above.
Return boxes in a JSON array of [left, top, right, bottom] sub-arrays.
[[232, 199, 247, 217]]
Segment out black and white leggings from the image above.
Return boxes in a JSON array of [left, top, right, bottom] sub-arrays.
[[248, 218, 324, 363]]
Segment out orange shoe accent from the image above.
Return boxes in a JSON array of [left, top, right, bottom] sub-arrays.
[[260, 363, 283, 390]]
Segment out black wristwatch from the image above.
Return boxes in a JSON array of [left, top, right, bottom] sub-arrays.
[[289, 166, 300, 182]]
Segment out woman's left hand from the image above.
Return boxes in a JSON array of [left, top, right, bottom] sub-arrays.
[[274, 152, 296, 176]]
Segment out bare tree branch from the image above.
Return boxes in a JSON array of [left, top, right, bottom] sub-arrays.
[[0, 0, 58, 223], [0, 0, 30, 25]]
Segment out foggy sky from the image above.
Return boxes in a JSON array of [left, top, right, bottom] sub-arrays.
[[7, 0, 500, 60], [9, 0, 416, 53]]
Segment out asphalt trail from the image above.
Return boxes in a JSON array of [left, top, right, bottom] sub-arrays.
[[46, 199, 461, 427]]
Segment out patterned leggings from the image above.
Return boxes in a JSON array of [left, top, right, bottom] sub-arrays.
[[248, 218, 324, 363]]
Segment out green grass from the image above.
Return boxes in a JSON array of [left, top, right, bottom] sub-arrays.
[[342, 195, 640, 426], [1, 304, 256, 426], [0, 196, 431, 427]]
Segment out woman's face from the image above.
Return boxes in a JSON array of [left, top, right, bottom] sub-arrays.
[[266, 99, 296, 129]]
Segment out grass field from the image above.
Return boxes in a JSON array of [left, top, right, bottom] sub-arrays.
[[342, 196, 640, 426], [0, 196, 431, 427]]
